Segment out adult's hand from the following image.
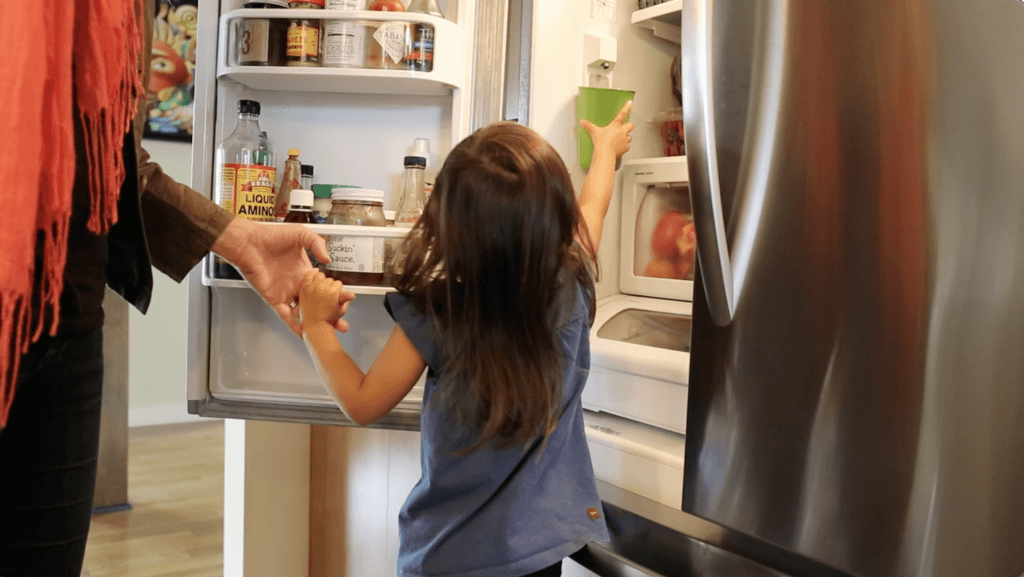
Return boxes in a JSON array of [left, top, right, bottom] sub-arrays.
[[212, 218, 355, 336]]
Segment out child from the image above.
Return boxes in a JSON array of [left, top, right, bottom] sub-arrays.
[[299, 102, 633, 577]]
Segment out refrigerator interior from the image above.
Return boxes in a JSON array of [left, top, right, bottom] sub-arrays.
[[189, 0, 471, 413], [526, 0, 693, 525]]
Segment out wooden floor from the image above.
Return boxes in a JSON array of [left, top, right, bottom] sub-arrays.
[[82, 421, 225, 577]]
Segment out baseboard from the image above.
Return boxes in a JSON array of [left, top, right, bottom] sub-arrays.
[[129, 403, 207, 428]]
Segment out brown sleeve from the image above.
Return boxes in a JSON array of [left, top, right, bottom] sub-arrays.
[[132, 0, 233, 283], [135, 145, 233, 282]]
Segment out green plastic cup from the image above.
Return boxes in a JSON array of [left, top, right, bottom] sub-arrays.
[[576, 87, 635, 170]]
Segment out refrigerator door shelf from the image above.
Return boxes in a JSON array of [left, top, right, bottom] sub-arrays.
[[203, 223, 409, 293], [584, 295, 690, 435], [583, 409, 685, 509], [218, 9, 463, 96], [631, 0, 682, 26], [631, 1, 681, 44]]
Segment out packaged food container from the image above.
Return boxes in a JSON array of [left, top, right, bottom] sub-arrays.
[[325, 188, 387, 286], [286, 18, 322, 66], [236, 0, 289, 67], [652, 107, 685, 157]]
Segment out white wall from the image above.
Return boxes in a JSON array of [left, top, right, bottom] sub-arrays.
[[129, 138, 198, 427], [530, 0, 679, 302]]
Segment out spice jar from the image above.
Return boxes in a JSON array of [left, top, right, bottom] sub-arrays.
[[325, 188, 387, 286], [237, 0, 289, 66]]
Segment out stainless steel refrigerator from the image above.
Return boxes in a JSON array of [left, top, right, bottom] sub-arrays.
[[680, 1, 1024, 576]]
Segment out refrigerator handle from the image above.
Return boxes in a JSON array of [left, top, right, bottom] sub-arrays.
[[682, 0, 787, 327], [681, 0, 735, 326]]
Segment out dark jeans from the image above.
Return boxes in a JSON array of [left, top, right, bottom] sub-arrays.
[[0, 330, 104, 577]]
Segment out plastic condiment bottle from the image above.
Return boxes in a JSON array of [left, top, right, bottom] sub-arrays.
[[284, 189, 318, 224], [275, 149, 302, 221], [395, 155, 426, 227]]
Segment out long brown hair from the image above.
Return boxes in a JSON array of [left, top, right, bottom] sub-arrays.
[[395, 122, 596, 452]]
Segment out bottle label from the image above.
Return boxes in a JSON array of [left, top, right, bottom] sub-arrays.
[[287, 22, 320, 59], [374, 21, 407, 64], [324, 235, 385, 273], [407, 25, 433, 62], [239, 19, 270, 63], [323, 20, 364, 66], [221, 163, 277, 221], [326, 0, 359, 8]]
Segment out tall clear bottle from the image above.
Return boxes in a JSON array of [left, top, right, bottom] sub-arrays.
[[395, 155, 426, 227], [213, 99, 277, 279]]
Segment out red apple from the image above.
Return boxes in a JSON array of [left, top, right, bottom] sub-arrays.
[[644, 258, 676, 279], [673, 256, 694, 280], [651, 211, 687, 259]]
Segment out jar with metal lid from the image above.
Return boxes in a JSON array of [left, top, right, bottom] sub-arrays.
[[236, 0, 289, 66], [324, 188, 387, 286]]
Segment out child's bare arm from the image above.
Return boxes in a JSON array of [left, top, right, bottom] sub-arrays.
[[577, 101, 634, 257], [299, 271, 426, 425]]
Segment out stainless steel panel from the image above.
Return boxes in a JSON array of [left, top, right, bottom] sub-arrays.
[[570, 482, 848, 577], [95, 288, 129, 510], [683, 1, 1024, 576]]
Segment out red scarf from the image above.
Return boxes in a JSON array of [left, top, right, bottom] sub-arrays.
[[0, 0, 143, 425]]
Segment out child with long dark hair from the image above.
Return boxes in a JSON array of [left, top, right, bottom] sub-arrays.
[[299, 102, 633, 577]]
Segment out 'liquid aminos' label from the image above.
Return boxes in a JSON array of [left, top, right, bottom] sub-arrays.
[[220, 163, 277, 221]]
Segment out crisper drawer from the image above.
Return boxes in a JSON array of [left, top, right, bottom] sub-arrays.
[[585, 295, 690, 435], [583, 410, 685, 509]]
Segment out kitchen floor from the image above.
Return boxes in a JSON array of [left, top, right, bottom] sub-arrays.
[[82, 421, 224, 577]]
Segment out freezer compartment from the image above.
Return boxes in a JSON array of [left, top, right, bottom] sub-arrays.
[[218, 9, 463, 95], [584, 410, 685, 509], [585, 295, 690, 435], [569, 481, 823, 577]]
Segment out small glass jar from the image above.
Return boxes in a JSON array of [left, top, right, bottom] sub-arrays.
[[237, 0, 289, 66], [286, 19, 322, 66], [325, 188, 387, 286]]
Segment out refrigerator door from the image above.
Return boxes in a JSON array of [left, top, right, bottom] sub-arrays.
[[185, 0, 516, 430], [683, 1, 1024, 576]]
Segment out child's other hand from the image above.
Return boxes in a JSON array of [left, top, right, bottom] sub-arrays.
[[299, 270, 355, 333], [580, 100, 634, 159]]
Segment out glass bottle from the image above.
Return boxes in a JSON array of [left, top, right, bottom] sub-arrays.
[[275, 149, 303, 221], [287, 1, 323, 67], [404, 0, 441, 72], [301, 164, 315, 190], [214, 100, 276, 279], [366, 0, 407, 70], [395, 155, 426, 227], [284, 189, 318, 224]]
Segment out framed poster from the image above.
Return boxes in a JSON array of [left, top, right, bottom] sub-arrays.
[[144, 0, 198, 141]]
